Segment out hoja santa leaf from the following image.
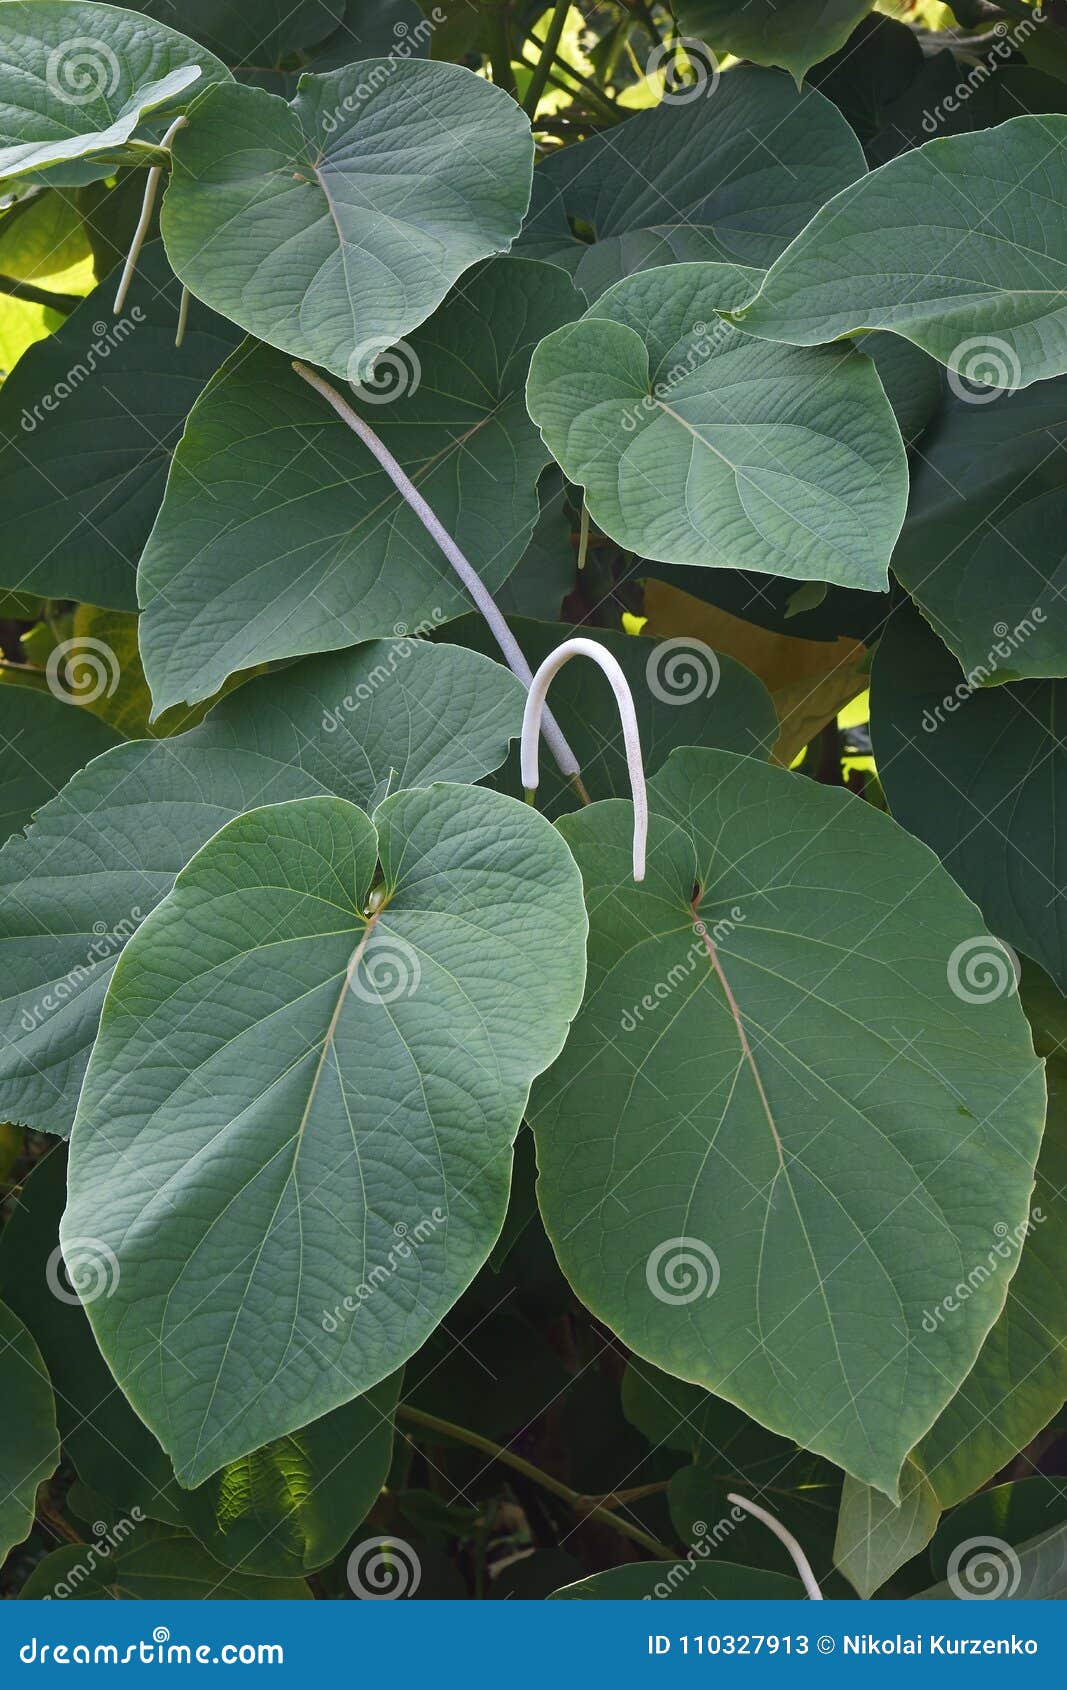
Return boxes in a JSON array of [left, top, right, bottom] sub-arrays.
[[550, 1563, 803, 1600], [18, 1522, 311, 1599], [0, 639, 524, 1137], [526, 263, 908, 589], [0, 1299, 60, 1563], [0, 242, 242, 611], [0, 680, 122, 844], [125, 1, 344, 67], [0, 2, 229, 190], [529, 747, 1046, 1498], [138, 256, 580, 713], [870, 602, 1067, 994], [739, 118, 1067, 389], [915, 1518, 1067, 1601], [516, 66, 865, 300], [63, 787, 586, 1484], [833, 963, 1067, 1595], [159, 60, 533, 380], [675, 1, 874, 85]]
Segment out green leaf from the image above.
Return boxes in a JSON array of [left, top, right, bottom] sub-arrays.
[[915, 1519, 1067, 1601], [0, 185, 91, 281], [526, 263, 908, 589], [870, 602, 1067, 993], [518, 66, 865, 299], [0, 1299, 60, 1563], [0, 1148, 402, 1574], [550, 1562, 803, 1599], [0, 1, 230, 189], [675, 1, 874, 85], [160, 61, 533, 380], [18, 1521, 311, 1599], [64, 786, 587, 1485], [0, 637, 524, 1136], [0, 242, 242, 610], [929, 1477, 1067, 1585], [138, 256, 580, 713], [891, 374, 1067, 662], [447, 614, 778, 811], [530, 746, 1046, 1498], [740, 117, 1067, 389], [0, 680, 122, 843], [834, 1460, 941, 1598], [128, 1, 344, 67], [807, 13, 923, 148]]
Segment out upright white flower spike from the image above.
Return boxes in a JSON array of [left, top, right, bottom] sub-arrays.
[[727, 1493, 824, 1599], [521, 638, 647, 882]]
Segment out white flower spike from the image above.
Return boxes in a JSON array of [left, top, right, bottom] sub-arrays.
[[727, 1493, 824, 1599], [521, 638, 648, 882]]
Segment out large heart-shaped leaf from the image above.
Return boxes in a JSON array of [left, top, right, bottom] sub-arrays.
[[530, 746, 1046, 1498], [0, 638, 524, 1137], [0, 242, 242, 610], [0, 1147, 401, 1575], [740, 117, 1067, 389], [675, 1, 874, 85], [0, 1, 229, 189], [160, 60, 533, 380], [526, 263, 908, 589], [835, 964, 1067, 1595], [64, 786, 587, 1484], [0, 680, 122, 843], [871, 603, 1067, 993], [139, 256, 579, 713], [0, 1299, 60, 1563], [517, 66, 865, 300], [127, 1, 344, 66]]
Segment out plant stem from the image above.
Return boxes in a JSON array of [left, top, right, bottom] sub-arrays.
[[37, 1495, 83, 1546], [290, 360, 583, 786], [576, 498, 590, 570], [0, 274, 81, 314], [523, 0, 573, 116], [397, 1404, 676, 1560], [113, 115, 186, 313], [485, 4, 519, 97], [519, 44, 622, 121]]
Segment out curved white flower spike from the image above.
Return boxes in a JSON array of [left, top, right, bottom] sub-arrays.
[[727, 1493, 824, 1600], [521, 638, 647, 882]]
